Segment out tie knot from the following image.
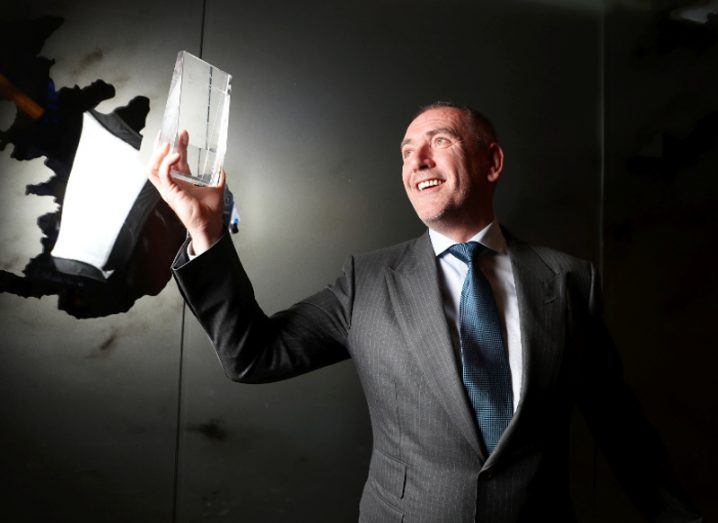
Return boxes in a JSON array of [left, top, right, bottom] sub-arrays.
[[447, 241, 484, 265]]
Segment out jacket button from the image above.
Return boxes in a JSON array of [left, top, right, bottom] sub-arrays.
[[484, 471, 493, 480]]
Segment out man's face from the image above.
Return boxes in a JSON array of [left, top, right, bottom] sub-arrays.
[[400, 107, 493, 231]]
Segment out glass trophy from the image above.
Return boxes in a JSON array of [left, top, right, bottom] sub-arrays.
[[159, 50, 232, 186]]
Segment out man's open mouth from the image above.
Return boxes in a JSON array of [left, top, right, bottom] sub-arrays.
[[417, 179, 444, 191]]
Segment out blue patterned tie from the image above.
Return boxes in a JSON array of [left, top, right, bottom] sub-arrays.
[[447, 242, 513, 455]]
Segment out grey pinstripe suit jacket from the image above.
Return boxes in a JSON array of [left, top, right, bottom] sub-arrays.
[[172, 230, 699, 523]]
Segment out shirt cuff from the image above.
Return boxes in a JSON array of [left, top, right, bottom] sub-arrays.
[[187, 233, 226, 261]]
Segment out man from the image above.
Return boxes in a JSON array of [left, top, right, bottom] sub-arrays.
[[148, 103, 700, 522]]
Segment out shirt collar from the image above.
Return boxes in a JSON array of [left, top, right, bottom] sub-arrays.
[[428, 219, 507, 257]]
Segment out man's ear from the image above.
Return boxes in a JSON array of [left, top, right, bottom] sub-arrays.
[[486, 143, 504, 183]]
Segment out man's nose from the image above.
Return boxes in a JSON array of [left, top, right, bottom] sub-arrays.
[[409, 143, 434, 171]]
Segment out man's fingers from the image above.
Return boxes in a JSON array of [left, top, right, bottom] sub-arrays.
[[147, 143, 171, 194], [159, 151, 181, 187], [149, 142, 170, 176], [167, 129, 191, 175], [178, 129, 189, 159]]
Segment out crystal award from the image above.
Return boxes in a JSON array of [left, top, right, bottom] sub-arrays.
[[159, 50, 232, 186]]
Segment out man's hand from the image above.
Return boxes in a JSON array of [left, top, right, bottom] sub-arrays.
[[147, 129, 226, 255]]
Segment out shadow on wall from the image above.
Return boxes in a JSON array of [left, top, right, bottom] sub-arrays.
[[601, 3, 718, 520], [0, 16, 187, 318]]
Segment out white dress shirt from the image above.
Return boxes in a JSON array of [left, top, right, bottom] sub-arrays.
[[428, 221, 523, 412]]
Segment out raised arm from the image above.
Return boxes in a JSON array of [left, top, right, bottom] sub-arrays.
[[147, 131, 353, 382]]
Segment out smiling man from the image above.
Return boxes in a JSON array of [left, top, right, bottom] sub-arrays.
[[400, 105, 502, 242], [149, 102, 700, 522]]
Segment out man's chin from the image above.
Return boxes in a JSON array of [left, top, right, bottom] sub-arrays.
[[420, 211, 448, 229], [419, 208, 473, 236]]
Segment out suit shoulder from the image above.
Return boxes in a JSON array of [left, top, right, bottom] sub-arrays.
[[502, 226, 594, 275], [508, 230, 595, 281], [352, 235, 424, 269], [529, 244, 593, 273]]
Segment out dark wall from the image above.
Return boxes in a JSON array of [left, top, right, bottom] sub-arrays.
[[0, 0, 713, 521], [600, 3, 718, 520]]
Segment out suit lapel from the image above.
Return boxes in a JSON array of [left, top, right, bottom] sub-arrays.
[[384, 230, 567, 465], [483, 233, 566, 470], [385, 232, 485, 459]]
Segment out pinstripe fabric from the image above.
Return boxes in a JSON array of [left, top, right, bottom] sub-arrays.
[[171, 229, 701, 522], [448, 242, 513, 454]]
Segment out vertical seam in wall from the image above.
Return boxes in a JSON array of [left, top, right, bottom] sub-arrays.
[[173, 2, 209, 520], [599, 3, 606, 280], [592, 4, 607, 523], [199, 0, 207, 59], [172, 301, 187, 523]]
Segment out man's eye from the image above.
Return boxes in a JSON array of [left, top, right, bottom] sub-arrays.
[[402, 149, 413, 159], [433, 136, 450, 147]]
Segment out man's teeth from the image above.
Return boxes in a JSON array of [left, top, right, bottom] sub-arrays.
[[418, 179, 442, 191]]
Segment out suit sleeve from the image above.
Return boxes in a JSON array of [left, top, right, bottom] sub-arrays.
[[171, 233, 353, 383], [575, 261, 702, 522]]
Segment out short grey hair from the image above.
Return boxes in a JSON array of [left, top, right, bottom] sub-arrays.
[[414, 101, 498, 146]]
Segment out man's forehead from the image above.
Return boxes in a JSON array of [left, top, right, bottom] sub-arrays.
[[403, 107, 465, 140]]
